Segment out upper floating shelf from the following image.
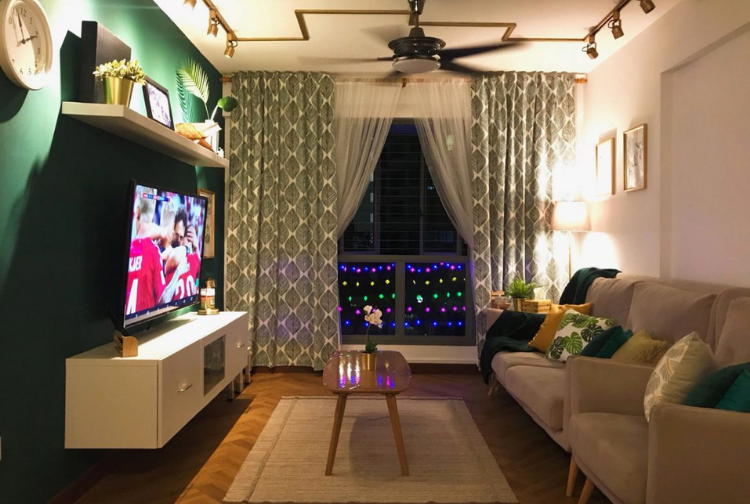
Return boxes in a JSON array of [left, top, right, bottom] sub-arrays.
[[61, 102, 229, 169]]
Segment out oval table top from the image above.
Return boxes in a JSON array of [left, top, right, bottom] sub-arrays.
[[322, 350, 411, 394]]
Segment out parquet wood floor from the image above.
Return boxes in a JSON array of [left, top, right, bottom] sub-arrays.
[[71, 372, 609, 504]]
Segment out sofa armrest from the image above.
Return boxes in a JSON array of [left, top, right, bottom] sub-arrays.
[[647, 404, 750, 504], [486, 308, 503, 328], [565, 357, 653, 426]]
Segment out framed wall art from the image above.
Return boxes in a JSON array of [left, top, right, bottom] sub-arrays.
[[624, 124, 648, 192], [198, 188, 215, 258], [596, 137, 615, 196], [142, 77, 175, 130]]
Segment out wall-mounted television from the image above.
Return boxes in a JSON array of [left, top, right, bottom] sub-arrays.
[[116, 180, 208, 332]]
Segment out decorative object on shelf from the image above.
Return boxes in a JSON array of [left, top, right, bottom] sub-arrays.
[[142, 77, 175, 130], [0, 0, 54, 90], [596, 137, 615, 196], [93, 59, 146, 107], [624, 124, 648, 192], [113, 330, 138, 357], [175, 122, 214, 151], [79, 21, 131, 103], [505, 277, 539, 311], [198, 188, 215, 258], [521, 299, 552, 314], [199, 278, 219, 315], [551, 200, 591, 279], [490, 291, 510, 310], [361, 305, 383, 370]]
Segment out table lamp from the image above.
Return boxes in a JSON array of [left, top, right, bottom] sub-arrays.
[[551, 201, 591, 279]]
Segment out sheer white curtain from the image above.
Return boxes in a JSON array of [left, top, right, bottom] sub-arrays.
[[334, 79, 402, 237], [408, 79, 474, 249]]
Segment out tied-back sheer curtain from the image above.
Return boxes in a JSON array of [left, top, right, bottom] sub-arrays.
[[471, 72, 577, 355], [408, 80, 474, 250], [334, 79, 402, 236]]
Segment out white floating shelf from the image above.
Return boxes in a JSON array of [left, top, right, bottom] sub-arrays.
[[61, 102, 229, 169]]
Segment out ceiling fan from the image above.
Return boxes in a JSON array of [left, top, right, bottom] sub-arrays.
[[370, 0, 519, 76]]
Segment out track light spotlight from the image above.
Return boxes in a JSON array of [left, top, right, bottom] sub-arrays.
[[608, 11, 624, 39], [640, 0, 656, 14], [583, 35, 598, 60], [225, 33, 238, 58], [183, 0, 196, 10], [207, 9, 219, 38]]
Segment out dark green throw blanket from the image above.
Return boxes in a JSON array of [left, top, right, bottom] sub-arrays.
[[480, 267, 621, 383], [559, 267, 620, 305]]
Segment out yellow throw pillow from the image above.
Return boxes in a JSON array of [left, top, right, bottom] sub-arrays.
[[611, 330, 670, 365], [529, 303, 592, 352]]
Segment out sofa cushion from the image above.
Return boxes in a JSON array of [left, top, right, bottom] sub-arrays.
[[528, 303, 591, 352], [626, 283, 716, 343], [504, 366, 565, 430], [569, 413, 649, 504], [611, 330, 669, 366], [586, 277, 638, 324], [714, 297, 750, 368], [491, 351, 564, 383], [715, 370, 750, 412], [684, 361, 750, 408], [546, 310, 615, 362]]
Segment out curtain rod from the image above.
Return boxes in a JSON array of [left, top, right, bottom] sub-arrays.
[[221, 73, 588, 84]]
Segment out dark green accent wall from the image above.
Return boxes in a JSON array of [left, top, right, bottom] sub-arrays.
[[0, 1, 225, 503]]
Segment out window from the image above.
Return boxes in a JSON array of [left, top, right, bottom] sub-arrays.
[[339, 123, 473, 345]]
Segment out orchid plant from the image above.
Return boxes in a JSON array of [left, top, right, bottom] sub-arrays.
[[362, 305, 383, 354], [93, 59, 146, 85]]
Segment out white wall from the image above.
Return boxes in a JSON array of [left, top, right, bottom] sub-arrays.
[[577, 0, 750, 279]]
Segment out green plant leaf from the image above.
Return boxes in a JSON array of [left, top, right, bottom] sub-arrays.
[[218, 96, 239, 112], [175, 72, 194, 122], [581, 325, 603, 342], [547, 337, 565, 360], [176, 58, 210, 118], [563, 333, 583, 355], [364, 340, 378, 353]]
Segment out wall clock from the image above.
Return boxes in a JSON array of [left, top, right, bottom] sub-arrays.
[[0, 0, 53, 90]]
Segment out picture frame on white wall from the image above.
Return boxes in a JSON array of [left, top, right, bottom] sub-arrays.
[[596, 137, 615, 196], [624, 124, 648, 192]]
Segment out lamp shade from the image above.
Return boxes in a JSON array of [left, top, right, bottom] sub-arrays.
[[551, 201, 591, 232]]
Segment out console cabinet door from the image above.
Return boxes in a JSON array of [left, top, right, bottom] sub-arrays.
[[226, 320, 248, 376], [159, 340, 202, 446]]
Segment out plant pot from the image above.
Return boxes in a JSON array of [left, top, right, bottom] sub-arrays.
[[360, 351, 377, 371], [104, 77, 135, 106], [512, 298, 525, 311]]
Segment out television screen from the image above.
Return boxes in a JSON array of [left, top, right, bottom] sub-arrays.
[[121, 181, 208, 330]]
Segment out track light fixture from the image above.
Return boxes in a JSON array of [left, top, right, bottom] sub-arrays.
[[608, 11, 624, 39], [183, 0, 196, 10], [640, 0, 656, 14], [207, 9, 219, 38], [583, 35, 598, 60], [225, 33, 238, 58]]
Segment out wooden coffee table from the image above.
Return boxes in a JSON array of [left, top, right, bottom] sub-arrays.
[[322, 350, 412, 476]]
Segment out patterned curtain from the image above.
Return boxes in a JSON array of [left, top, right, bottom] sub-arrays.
[[226, 72, 339, 370], [471, 72, 576, 354]]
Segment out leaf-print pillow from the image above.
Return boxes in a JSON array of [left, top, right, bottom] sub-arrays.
[[545, 309, 615, 362]]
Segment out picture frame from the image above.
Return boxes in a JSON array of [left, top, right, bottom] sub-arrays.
[[623, 124, 648, 192], [595, 137, 615, 196], [142, 77, 175, 130], [198, 188, 215, 259]]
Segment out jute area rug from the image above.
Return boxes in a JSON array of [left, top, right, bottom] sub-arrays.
[[225, 396, 518, 504]]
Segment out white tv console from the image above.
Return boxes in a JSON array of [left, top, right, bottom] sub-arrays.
[[65, 311, 248, 449]]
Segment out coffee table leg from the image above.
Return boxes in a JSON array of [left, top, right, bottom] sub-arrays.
[[325, 393, 348, 476], [386, 394, 409, 476]]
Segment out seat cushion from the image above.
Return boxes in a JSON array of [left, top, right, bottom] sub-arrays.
[[626, 282, 716, 343], [504, 366, 565, 430], [714, 297, 750, 368], [586, 277, 638, 325], [491, 351, 564, 383], [569, 413, 649, 504]]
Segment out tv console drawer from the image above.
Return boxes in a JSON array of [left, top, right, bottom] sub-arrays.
[[159, 340, 202, 446]]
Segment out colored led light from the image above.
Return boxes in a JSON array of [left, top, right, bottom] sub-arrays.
[[342, 281, 347, 286], [386, 266, 391, 271], [426, 268, 431, 273], [441, 307, 447, 313], [425, 280, 430, 285], [453, 306, 458, 311], [458, 321, 463, 326], [447, 292, 451, 298], [385, 279, 390, 284], [386, 307, 392, 313], [432, 321, 438, 327], [416, 320, 421, 325], [462, 306, 466, 311], [356, 282, 360, 287], [391, 322, 396, 328], [337, 306, 342, 312], [363, 296, 368, 301], [433, 293, 439, 299], [425, 307, 430, 313], [404, 322, 409, 327], [410, 268, 416, 273], [379, 294, 384, 299], [378, 266, 383, 270], [364, 322, 369, 327], [457, 291, 462, 297], [407, 306, 412, 312], [356, 268, 361, 273], [348, 296, 352, 302], [392, 294, 396, 299], [345, 320, 351, 325], [439, 279, 443, 283], [447, 322, 453, 327], [417, 295, 424, 303], [355, 309, 361, 315], [452, 277, 457, 281], [450, 265, 456, 270], [457, 265, 462, 270], [370, 281, 375, 286]]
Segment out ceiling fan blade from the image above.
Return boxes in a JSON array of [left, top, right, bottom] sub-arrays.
[[384, 70, 401, 80], [377, 56, 397, 61], [439, 60, 483, 75], [439, 42, 519, 60], [298, 56, 380, 65]]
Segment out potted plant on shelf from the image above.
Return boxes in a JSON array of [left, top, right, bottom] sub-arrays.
[[93, 59, 146, 107], [361, 305, 383, 370], [505, 277, 539, 311]]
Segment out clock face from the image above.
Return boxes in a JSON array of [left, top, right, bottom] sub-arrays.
[[1, 0, 53, 90]]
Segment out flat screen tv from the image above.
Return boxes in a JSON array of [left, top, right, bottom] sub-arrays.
[[117, 181, 208, 332]]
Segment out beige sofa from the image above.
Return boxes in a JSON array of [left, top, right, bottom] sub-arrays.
[[487, 275, 747, 453]]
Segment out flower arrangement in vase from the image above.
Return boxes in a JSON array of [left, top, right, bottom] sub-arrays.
[[93, 59, 146, 107], [361, 305, 383, 370]]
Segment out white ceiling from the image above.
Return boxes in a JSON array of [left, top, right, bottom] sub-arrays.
[[154, 0, 681, 75]]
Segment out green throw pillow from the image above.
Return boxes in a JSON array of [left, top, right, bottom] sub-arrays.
[[715, 370, 750, 412], [546, 309, 615, 362], [597, 326, 633, 359], [580, 326, 619, 357], [683, 362, 750, 408]]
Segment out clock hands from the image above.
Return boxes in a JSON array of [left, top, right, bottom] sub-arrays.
[[22, 34, 38, 44], [16, 9, 27, 44]]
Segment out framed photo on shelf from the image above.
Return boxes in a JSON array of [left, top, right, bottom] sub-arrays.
[[595, 137, 615, 196], [198, 188, 215, 259], [624, 124, 648, 192], [142, 77, 175, 130]]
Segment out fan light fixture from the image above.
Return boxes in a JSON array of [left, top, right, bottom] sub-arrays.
[[207, 9, 219, 38], [608, 11, 624, 39], [392, 56, 440, 74], [225, 33, 238, 58], [640, 0, 656, 14], [183, 0, 197, 10], [583, 35, 598, 60]]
